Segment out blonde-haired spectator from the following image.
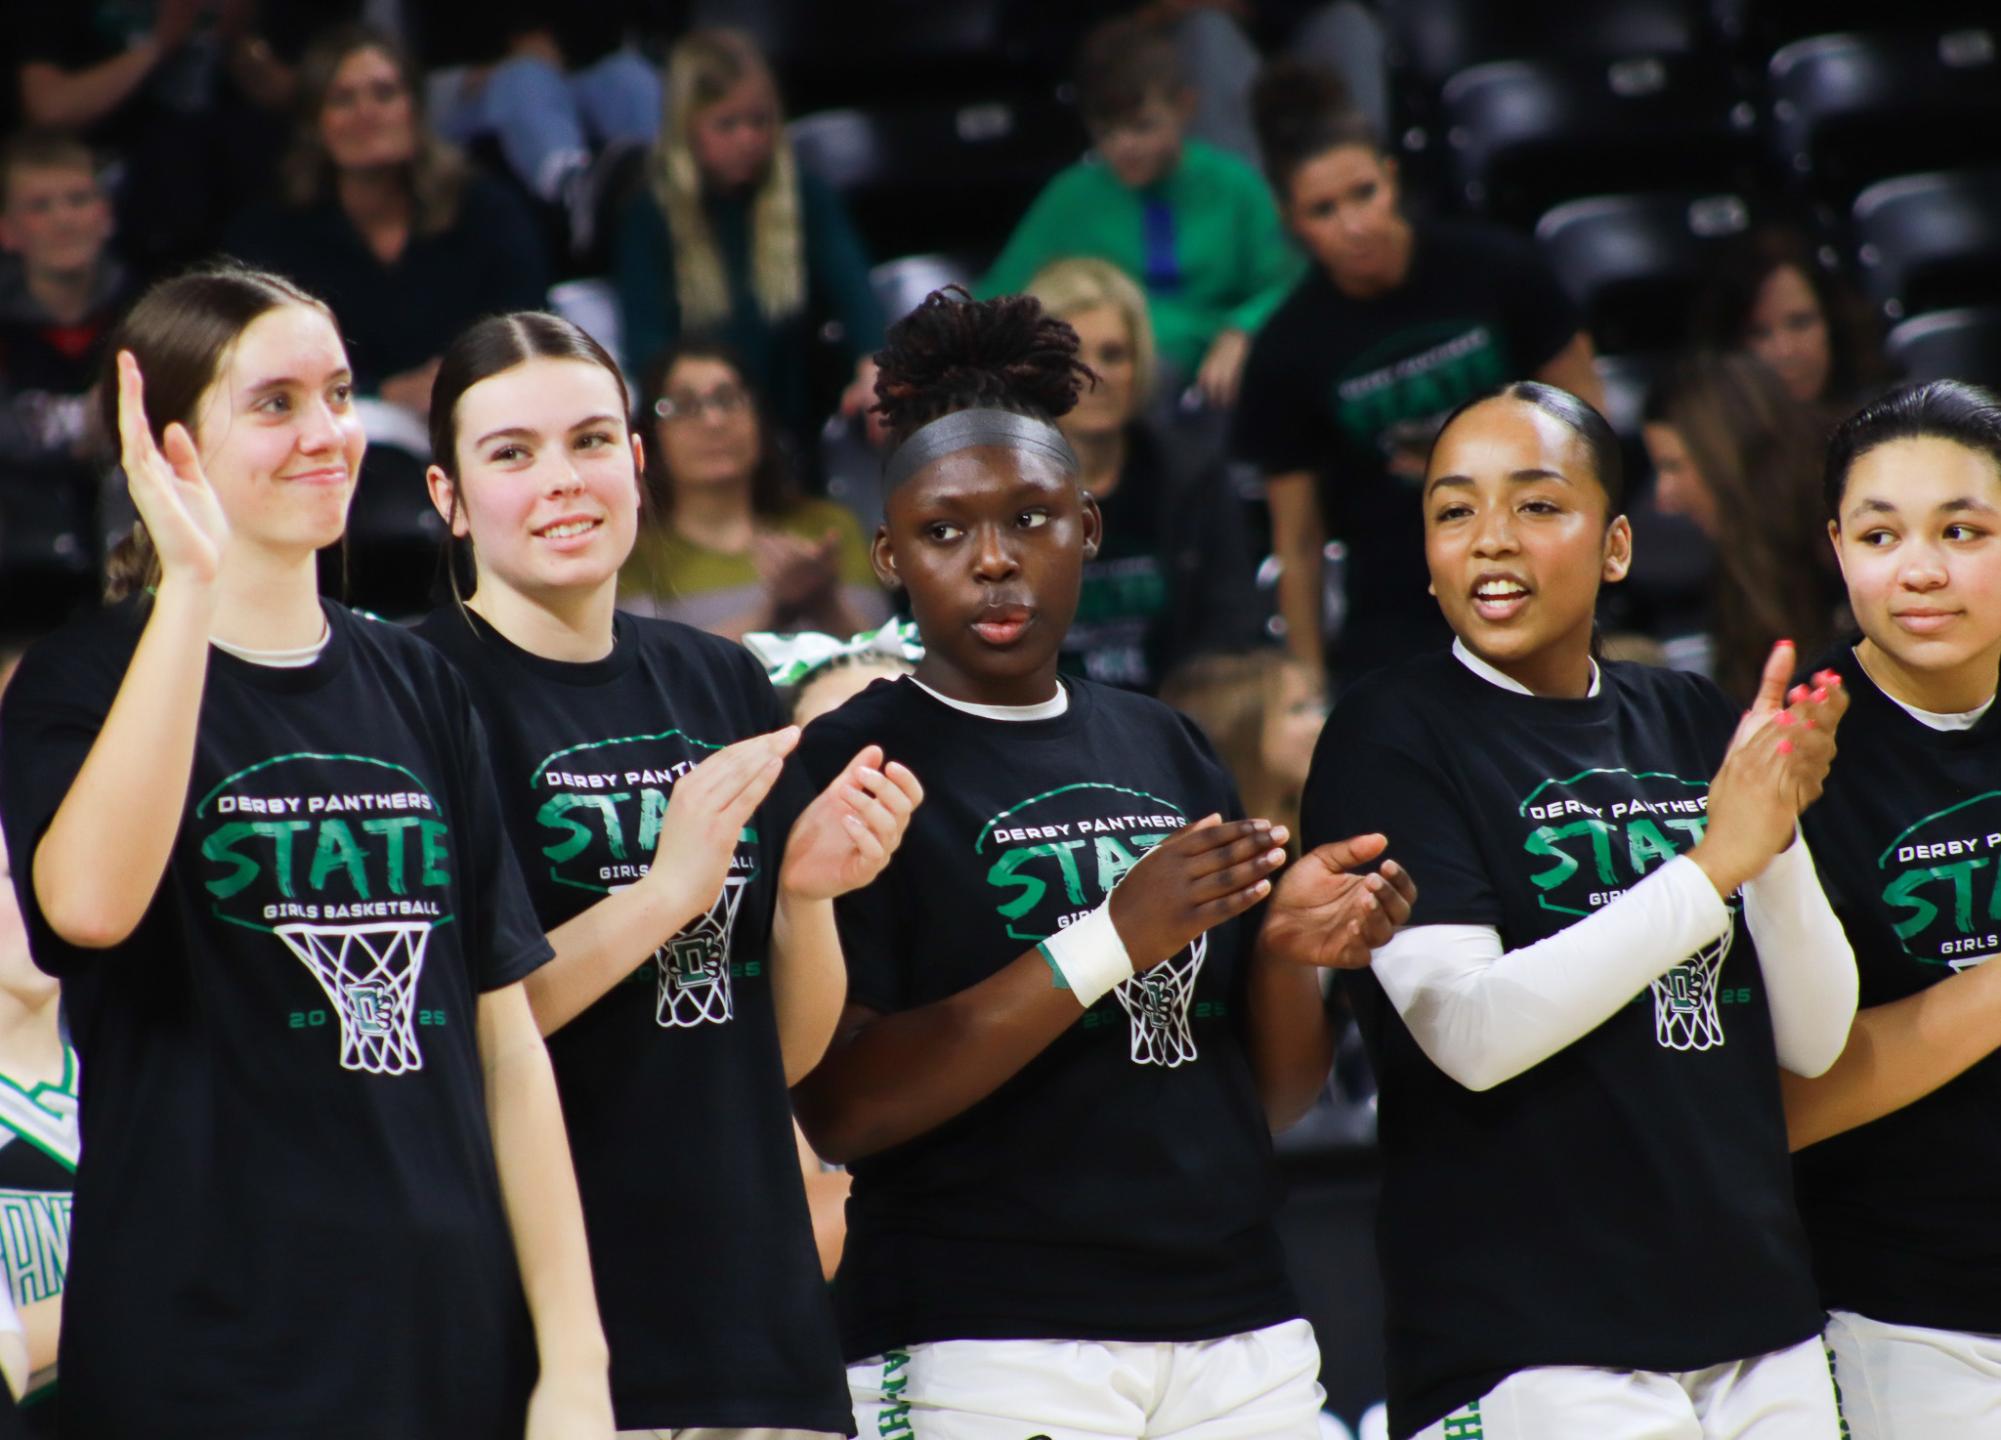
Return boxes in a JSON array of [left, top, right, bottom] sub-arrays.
[[614, 28, 884, 445]]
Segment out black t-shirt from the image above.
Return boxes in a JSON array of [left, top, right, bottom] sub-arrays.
[[1062, 420, 1267, 696], [223, 177, 548, 393], [413, 607, 853, 1435], [1232, 223, 1582, 679], [1795, 642, 2001, 1333], [0, 601, 550, 1440], [797, 676, 1298, 1361], [1303, 653, 1823, 1439]]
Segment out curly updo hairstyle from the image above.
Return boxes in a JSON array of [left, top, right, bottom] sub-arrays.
[[870, 287, 1097, 446]]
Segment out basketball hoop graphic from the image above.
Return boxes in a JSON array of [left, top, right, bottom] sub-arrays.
[[276, 922, 432, 1075], [1114, 934, 1208, 1068], [652, 873, 751, 1028], [1651, 907, 1734, 1051]]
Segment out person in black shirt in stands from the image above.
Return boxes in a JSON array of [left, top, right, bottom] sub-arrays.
[[415, 309, 919, 1437], [0, 266, 612, 1438], [793, 288, 1418, 1437], [1305, 381, 1858, 1440], [1783, 382, 2001, 1439], [1234, 63, 1602, 704]]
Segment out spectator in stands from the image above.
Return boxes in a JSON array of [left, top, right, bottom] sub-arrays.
[[1695, 224, 1890, 422], [12, 0, 296, 273], [1234, 63, 1602, 699], [225, 24, 548, 425], [1022, 259, 1266, 693], [1642, 351, 1848, 704], [614, 29, 884, 448], [423, 9, 664, 250], [0, 133, 128, 475], [983, 16, 1300, 409], [620, 342, 889, 640]]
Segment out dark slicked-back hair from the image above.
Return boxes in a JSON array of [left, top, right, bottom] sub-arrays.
[[871, 287, 1096, 445], [1250, 60, 1379, 201], [1434, 380, 1627, 515], [1825, 380, 2001, 522]]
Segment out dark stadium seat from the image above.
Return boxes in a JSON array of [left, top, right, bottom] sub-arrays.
[[1851, 170, 2001, 321], [1766, 30, 2001, 215], [1437, 57, 1757, 227], [0, 475, 98, 632], [790, 100, 1087, 262], [1884, 308, 2001, 389], [1716, 0, 1997, 58], [1382, 0, 1705, 95], [1536, 192, 1753, 354], [869, 253, 979, 329]]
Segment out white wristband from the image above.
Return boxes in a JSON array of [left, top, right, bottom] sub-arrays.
[[1038, 901, 1135, 1009]]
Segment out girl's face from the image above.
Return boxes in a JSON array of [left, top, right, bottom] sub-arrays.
[[876, 446, 1102, 705], [431, 357, 643, 600], [319, 46, 417, 173], [1424, 397, 1631, 692], [1745, 264, 1832, 405], [1059, 304, 1138, 439], [190, 303, 363, 559], [652, 355, 761, 494], [691, 74, 779, 191], [1285, 145, 1407, 297], [1642, 421, 1719, 537], [1833, 436, 2001, 678]]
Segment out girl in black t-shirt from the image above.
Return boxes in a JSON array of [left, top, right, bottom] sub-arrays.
[[413, 310, 919, 1436], [1304, 381, 1859, 1440], [0, 267, 613, 1437], [1782, 382, 2001, 1439], [790, 287, 1418, 1437], [1234, 63, 1604, 694]]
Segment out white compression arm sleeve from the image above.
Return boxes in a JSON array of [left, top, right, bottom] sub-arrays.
[[1741, 833, 1857, 1077], [1371, 855, 1730, 1091]]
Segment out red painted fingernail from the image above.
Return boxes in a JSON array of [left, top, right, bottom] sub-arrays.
[[1778, 738, 1794, 755], [1813, 688, 1828, 703], [1788, 685, 1810, 704], [1777, 638, 1794, 647], [1774, 711, 1793, 726], [1804, 717, 1817, 729]]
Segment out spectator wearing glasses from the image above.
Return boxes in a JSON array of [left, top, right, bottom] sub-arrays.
[[620, 342, 888, 640]]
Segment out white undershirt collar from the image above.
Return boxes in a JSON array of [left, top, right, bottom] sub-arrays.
[[908, 675, 1070, 721], [1855, 648, 1995, 731], [211, 617, 332, 669], [1452, 638, 1601, 698]]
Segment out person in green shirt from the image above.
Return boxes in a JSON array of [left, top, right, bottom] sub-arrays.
[[620, 341, 890, 641], [980, 14, 1301, 409]]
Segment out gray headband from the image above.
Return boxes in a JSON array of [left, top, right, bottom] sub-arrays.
[[881, 408, 1080, 489]]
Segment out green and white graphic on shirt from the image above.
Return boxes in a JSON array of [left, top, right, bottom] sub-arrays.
[[1517, 766, 1737, 1052], [0, 1045, 79, 1314], [1874, 790, 2001, 969], [1332, 318, 1510, 459], [530, 731, 760, 1027], [975, 784, 1203, 1067], [195, 753, 453, 1076]]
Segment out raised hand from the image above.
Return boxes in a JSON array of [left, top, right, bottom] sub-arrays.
[[116, 350, 229, 587], [1108, 816, 1290, 970], [645, 727, 799, 916], [1258, 833, 1417, 971], [780, 745, 923, 901]]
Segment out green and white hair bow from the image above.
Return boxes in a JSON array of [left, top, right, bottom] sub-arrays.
[[744, 618, 925, 689]]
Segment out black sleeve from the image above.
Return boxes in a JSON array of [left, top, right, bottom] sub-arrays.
[[445, 685, 555, 990], [0, 617, 137, 976], [1488, 227, 1587, 373], [1301, 686, 1501, 930], [738, 642, 817, 874], [1230, 301, 1328, 478]]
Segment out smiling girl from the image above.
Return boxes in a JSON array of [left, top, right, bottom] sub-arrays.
[[0, 268, 611, 1438], [413, 310, 918, 1438], [1304, 381, 1859, 1440], [791, 288, 1417, 1437], [1781, 382, 2001, 1439]]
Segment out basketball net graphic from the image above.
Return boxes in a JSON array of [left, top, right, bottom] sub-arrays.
[[1114, 933, 1208, 1068], [275, 922, 432, 1075], [1651, 907, 1734, 1051], [652, 873, 751, 1028]]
